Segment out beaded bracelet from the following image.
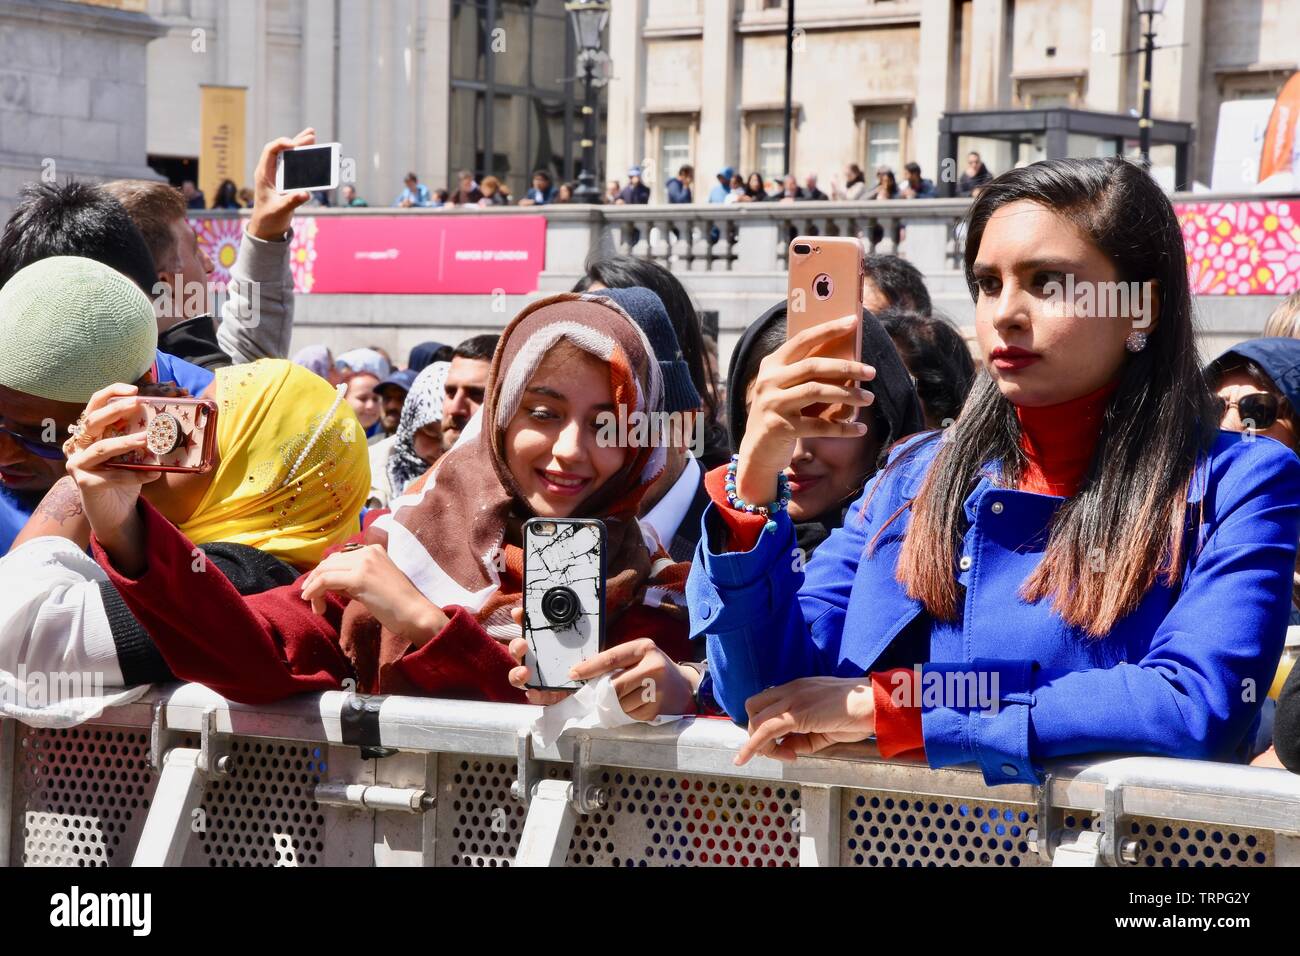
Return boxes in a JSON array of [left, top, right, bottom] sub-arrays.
[[724, 454, 792, 534]]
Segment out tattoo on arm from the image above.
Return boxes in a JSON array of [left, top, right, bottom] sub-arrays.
[[35, 477, 85, 526]]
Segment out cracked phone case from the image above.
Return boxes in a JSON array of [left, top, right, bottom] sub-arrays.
[[103, 397, 219, 474], [522, 517, 606, 691]]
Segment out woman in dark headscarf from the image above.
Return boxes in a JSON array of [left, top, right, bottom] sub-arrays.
[[725, 301, 925, 554]]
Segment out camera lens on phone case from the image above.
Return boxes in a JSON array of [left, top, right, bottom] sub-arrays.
[[540, 586, 581, 628]]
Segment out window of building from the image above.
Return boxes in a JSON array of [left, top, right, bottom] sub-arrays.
[[449, 0, 591, 198], [659, 125, 693, 196], [866, 119, 901, 172], [756, 123, 787, 180], [854, 103, 911, 175]]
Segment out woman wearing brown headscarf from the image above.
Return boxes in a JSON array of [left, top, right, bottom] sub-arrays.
[[71, 294, 700, 713]]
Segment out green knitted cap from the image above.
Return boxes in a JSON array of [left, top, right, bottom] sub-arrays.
[[0, 256, 158, 404]]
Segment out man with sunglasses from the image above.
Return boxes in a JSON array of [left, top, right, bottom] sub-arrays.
[[1206, 338, 1300, 453]]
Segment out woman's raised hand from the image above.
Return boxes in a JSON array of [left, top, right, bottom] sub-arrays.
[[735, 675, 876, 766], [300, 544, 449, 645], [64, 383, 160, 576], [735, 315, 875, 505]]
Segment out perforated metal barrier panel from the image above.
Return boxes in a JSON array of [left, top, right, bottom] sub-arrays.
[[11, 725, 157, 867], [570, 771, 801, 867], [842, 790, 1041, 867], [2, 712, 1294, 868], [184, 737, 331, 867]]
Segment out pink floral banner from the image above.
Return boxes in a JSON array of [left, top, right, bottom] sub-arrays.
[[1176, 199, 1300, 296]]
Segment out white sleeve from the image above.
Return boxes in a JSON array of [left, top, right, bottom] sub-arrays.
[[0, 537, 128, 690]]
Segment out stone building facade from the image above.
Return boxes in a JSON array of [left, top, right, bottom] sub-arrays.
[[0, 0, 164, 220], [605, 0, 1300, 199]]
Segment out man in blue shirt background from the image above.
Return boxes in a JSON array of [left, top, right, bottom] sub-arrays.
[[518, 170, 556, 206], [395, 172, 433, 208]]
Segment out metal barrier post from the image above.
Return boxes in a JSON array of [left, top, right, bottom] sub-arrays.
[[515, 778, 579, 867], [132, 705, 230, 867], [797, 786, 840, 867], [132, 747, 208, 867]]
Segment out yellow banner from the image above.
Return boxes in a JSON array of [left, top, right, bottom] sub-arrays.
[[199, 85, 247, 210]]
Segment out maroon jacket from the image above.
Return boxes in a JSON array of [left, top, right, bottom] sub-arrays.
[[93, 500, 524, 706]]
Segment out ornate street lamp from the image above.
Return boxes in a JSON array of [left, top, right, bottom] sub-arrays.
[[566, 0, 610, 204]]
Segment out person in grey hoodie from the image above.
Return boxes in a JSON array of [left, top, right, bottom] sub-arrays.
[[725, 301, 925, 555]]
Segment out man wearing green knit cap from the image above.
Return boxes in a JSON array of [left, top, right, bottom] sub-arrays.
[[0, 257, 162, 552]]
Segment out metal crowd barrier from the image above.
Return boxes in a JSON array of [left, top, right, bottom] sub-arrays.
[[3, 683, 1298, 868]]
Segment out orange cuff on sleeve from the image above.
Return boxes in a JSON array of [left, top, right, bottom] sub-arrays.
[[704, 463, 772, 554], [871, 668, 926, 758]]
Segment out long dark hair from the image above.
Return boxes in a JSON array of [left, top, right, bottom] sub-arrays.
[[887, 157, 1216, 635]]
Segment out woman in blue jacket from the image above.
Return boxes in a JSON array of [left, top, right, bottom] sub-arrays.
[[686, 157, 1300, 785]]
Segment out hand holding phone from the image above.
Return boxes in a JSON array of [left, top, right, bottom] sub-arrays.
[[522, 518, 606, 691], [103, 397, 219, 474], [275, 142, 341, 195], [733, 315, 876, 508]]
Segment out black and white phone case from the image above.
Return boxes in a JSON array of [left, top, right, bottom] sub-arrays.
[[522, 518, 607, 691]]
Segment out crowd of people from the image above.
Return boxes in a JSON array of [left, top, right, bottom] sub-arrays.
[[2, 137, 1300, 787], [227, 150, 990, 211]]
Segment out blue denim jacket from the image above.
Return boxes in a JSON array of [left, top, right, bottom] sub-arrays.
[[687, 431, 1300, 785]]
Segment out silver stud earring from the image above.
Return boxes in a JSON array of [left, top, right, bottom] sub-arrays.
[[1125, 331, 1148, 353]]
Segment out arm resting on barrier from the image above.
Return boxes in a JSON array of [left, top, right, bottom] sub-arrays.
[[92, 499, 355, 704], [688, 463, 873, 721]]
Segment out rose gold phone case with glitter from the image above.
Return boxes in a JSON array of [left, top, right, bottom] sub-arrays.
[[104, 398, 219, 474]]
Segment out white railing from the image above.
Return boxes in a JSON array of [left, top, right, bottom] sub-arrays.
[[3, 684, 1298, 867]]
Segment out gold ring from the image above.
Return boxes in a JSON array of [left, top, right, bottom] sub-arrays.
[[341, 542, 365, 553]]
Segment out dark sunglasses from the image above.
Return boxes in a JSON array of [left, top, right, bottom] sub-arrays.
[[1213, 392, 1285, 430], [0, 426, 66, 460]]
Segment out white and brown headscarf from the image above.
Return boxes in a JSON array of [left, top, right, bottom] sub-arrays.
[[350, 294, 692, 690]]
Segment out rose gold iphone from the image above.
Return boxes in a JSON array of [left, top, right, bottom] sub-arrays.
[[786, 236, 865, 422]]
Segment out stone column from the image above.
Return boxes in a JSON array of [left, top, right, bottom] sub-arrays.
[[336, 0, 372, 200], [419, 0, 451, 194], [216, 0, 266, 181], [1087, 0, 1126, 113], [0, 0, 167, 219], [605, 0, 646, 185], [968, 0, 1009, 110], [696, 0, 737, 202], [914, 0, 954, 188], [386, 0, 417, 196], [300, 0, 337, 143]]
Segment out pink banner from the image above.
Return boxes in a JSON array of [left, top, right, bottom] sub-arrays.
[[193, 214, 547, 295], [1175, 199, 1300, 296]]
